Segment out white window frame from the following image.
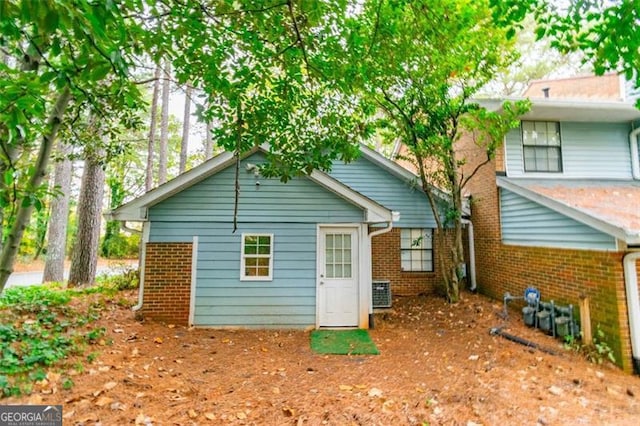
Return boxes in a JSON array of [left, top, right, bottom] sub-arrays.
[[240, 233, 274, 281], [400, 228, 434, 272], [521, 120, 563, 173]]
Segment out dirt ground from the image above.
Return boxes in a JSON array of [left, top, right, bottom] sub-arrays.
[[6, 290, 640, 425]]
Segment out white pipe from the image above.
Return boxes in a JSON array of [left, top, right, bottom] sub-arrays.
[[630, 127, 640, 180], [623, 251, 640, 373], [132, 221, 150, 312], [368, 211, 399, 238], [461, 218, 477, 291]]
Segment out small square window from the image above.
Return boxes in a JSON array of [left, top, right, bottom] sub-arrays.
[[240, 233, 273, 281]]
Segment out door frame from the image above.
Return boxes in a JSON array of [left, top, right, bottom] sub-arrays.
[[315, 223, 371, 329]]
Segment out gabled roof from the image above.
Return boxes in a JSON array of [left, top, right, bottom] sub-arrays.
[[497, 177, 640, 245], [108, 146, 394, 224]]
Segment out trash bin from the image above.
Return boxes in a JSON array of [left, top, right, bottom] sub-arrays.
[[522, 306, 536, 326]]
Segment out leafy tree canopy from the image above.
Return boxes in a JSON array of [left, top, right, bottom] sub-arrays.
[[490, 0, 640, 105]]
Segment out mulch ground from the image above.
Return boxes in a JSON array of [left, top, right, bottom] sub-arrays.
[[5, 290, 640, 425]]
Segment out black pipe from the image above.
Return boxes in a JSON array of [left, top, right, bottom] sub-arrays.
[[490, 327, 559, 356]]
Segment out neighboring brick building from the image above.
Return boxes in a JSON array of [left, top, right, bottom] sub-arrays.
[[461, 75, 640, 373]]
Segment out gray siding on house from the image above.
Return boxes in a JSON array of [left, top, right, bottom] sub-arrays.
[[500, 189, 617, 250], [147, 153, 367, 327], [329, 156, 436, 228], [505, 122, 633, 178]]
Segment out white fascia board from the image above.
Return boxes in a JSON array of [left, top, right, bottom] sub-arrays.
[[309, 170, 392, 223], [108, 150, 239, 221], [476, 97, 640, 123], [497, 177, 640, 244]]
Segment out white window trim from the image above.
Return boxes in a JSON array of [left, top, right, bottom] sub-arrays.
[[240, 233, 274, 281], [400, 228, 434, 272]]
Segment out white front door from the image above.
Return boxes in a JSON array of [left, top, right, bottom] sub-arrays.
[[318, 226, 359, 327]]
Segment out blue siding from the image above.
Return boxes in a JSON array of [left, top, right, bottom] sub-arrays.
[[329, 156, 436, 228], [149, 157, 364, 224], [505, 121, 633, 178], [194, 223, 317, 327], [500, 189, 617, 250], [147, 152, 369, 327]]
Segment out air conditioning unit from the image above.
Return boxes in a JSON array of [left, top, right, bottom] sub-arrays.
[[372, 280, 392, 308]]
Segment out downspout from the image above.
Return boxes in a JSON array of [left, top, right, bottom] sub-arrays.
[[132, 221, 151, 312], [623, 251, 640, 374], [461, 218, 477, 291], [630, 127, 640, 180], [367, 212, 400, 328]]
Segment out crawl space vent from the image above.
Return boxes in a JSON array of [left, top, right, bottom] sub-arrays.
[[372, 280, 392, 308]]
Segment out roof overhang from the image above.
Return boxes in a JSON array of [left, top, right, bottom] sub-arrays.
[[478, 98, 640, 123], [497, 177, 640, 245], [107, 145, 394, 224]]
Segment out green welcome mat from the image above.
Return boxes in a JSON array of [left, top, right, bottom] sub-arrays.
[[310, 329, 380, 355]]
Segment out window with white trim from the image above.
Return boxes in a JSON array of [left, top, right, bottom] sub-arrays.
[[400, 228, 433, 272], [522, 121, 562, 172], [240, 234, 273, 280]]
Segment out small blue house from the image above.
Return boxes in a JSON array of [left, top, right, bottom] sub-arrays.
[[109, 145, 447, 329]]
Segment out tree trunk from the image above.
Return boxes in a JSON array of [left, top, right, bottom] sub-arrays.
[[158, 60, 171, 184], [179, 84, 192, 174], [145, 64, 161, 192], [43, 142, 72, 283], [68, 149, 105, 287], [204, 120, 213, 160], [0, 87, 71, 292]]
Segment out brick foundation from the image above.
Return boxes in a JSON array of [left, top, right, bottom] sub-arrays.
[[459, 132, 637, 372], [142, 242, 193, 325]]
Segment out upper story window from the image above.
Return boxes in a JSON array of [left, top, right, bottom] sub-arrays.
[[522, 121, 562, 172], [240, 234, 273, 281]]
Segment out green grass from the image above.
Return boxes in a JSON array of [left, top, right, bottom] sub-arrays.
[[310, 329, 380, 355]]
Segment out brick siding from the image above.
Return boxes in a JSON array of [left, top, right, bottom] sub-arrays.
[[371, 227, 461, 297], [142, 242, 193, 325], [458, 132, 636, 372]]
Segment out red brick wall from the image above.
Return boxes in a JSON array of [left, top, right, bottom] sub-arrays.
[[459, 132, 635, 372], [142, 242, 193, 325], [371, 227, 461, 296]]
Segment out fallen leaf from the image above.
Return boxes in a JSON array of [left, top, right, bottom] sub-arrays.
[[168, 324, 176, 329], [114, 328, 125, 333], [237, 412, 247, 420], [339, 384, 353, 391], [204, 412, 216, 420], [368, 388, 383, 398], [95, 396, 114, 407], [188, 409, 198, 419], [110, 402, 126, 411], [282, 407, 296, 417], [154, 337, 163, 344], [104, 381, 118, 391]]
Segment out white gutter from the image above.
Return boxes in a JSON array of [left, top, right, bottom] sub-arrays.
[[623, 251, 640, 374], [461, 218, 477, 291], [630, 127, 640, 180], [132, 221, 150, 312], [368, 211, 400, 238]]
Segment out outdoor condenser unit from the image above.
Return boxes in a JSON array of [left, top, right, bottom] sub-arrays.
[[372, 280, 392, 308]]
